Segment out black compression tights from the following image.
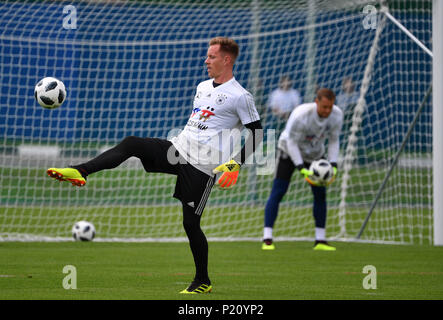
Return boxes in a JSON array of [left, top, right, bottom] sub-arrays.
[[74, 136, 161, 175], [182, 204, 210, 284]]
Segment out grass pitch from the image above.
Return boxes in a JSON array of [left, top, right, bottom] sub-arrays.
[[0, 162, 439, 301], [1, 241, 442, 300]]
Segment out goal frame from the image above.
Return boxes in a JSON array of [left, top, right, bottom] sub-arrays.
[[433, 0, 443, 246]]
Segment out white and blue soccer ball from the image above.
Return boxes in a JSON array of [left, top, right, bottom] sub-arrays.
[[72, 221, 96, 241], [309, 159, 334, 185], [34, 77, 66, 109]]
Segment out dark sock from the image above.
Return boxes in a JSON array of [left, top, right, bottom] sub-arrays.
[[182, 204, 210, 284]]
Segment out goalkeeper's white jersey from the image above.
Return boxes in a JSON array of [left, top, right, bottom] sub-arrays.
[[278, 102, 343, 165], [170, 77, 260, 176]]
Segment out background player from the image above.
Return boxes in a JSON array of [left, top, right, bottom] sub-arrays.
[[267, 75, 302, 120], [47, 37, 263, 294], [266, 75, 302, 136], [262, 88, 343, 251]]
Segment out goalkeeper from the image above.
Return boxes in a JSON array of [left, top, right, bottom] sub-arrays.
[[262, 88, 343, 251], [47, 37, 263, 294]]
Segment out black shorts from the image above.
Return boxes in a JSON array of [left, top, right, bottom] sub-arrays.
[[136, 138, 215, 215]]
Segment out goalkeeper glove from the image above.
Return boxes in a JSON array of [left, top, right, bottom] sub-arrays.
[[325, 163, 338, 186], [297, 163, 338, 187], [297, 165, 327, 187], [213, 159, 241, 189], [296, 165, 318, 186]]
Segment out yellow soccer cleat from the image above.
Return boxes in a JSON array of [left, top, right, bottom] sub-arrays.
[[47, 168, 86, 187], [313, 240, 336, 251], [262, 239, 275, 250], [180, 280, 212, 294]]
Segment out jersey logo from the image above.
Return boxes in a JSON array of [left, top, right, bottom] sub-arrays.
[[191, 107, 201, 118], [199, 107, 215, 122], [216, 94, 227, 105]]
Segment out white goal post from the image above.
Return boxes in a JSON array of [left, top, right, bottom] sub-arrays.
[[0, 0, 436, 245], [433, 0, 443, 246]]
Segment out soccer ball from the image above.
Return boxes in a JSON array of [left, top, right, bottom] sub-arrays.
[[72, 221, 96, 241], [34, 77, 66, 109], [309, 159, 334, 185]]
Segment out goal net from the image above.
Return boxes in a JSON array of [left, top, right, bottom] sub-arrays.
[[0, 0, 433, 244]]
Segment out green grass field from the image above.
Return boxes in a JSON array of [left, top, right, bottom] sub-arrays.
[[0, 160, 438, 302], [1, 241, 442, 300]]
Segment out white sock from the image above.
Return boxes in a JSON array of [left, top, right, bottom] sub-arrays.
[[315, 227, 326, 241], [263, 227, 273, 240]]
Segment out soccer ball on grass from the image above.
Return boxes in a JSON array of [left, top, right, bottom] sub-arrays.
[[34, 77, 66, 109], [72, 221, 96, 241], [308, 159, 334, 186]]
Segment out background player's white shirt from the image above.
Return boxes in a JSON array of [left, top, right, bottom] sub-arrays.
[[278, 102, 343, 165], [268, 88, 302, 113], [170, 77, 260, 176]]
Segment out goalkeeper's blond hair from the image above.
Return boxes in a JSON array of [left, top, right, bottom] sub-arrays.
[[209, 37, 239, 62]]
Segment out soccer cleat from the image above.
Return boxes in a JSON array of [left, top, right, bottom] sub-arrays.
[[47, 168, 86, 187], [262, 238, 275, 250], [179, 280, 212, 294], [313, 240, 336, 251]]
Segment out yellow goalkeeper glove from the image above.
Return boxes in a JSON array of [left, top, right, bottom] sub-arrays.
[[213, 159, 241, 189], [299, 167, 322, 186], [301, 165, 338, 187], [325, 166, 338, 186]]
